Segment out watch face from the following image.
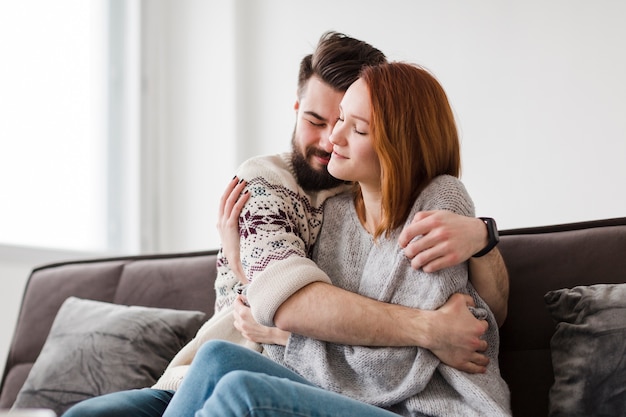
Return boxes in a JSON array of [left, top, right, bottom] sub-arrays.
[[474, 217, 499, 257], [480, 217, 499, 240], [488, 218, 500, 241]]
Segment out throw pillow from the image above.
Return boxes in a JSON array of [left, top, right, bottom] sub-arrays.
[[12, 297, 206, 416], [544, 283, 626, 417]]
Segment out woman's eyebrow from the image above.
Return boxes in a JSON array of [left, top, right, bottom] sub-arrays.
[[339, 104, 369, 124], [352, 114, 370, 124]]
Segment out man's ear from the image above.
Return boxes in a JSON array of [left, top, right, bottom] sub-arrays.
[[294, 99, 300, 112]]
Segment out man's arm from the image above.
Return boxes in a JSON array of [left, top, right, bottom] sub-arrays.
[[468, 248, 509, 326], [274, 282, 490, 373]]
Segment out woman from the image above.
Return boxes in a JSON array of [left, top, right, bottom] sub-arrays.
[[162, 62, 511, 417]]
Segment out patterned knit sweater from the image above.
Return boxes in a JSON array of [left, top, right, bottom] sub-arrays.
[[215, 153, 350, 315], [267, 175, 512, 416], [153, 153, 348, 390]]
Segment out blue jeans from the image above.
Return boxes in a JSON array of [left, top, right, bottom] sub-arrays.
[[61, 387, 174, 417], [163, 340, 399, 417]]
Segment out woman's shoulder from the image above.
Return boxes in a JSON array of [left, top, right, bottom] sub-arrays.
[[325, 191, 352, 206], [413, 175, 475, 217], [321, 192, 356, 227], [427, 174, 465, 189]]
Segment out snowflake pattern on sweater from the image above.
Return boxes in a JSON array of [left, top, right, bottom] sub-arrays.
[[214, 153, 349, 313]]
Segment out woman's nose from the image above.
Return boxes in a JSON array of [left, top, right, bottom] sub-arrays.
[[329, 124, 344, 145]]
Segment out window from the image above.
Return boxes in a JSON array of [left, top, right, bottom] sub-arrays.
[[0, 0, 139, 253]]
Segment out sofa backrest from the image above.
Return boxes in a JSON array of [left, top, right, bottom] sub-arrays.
[[497, 217, 626, 417], [2, 218, 625, 416], [0, 250, 218, 409]]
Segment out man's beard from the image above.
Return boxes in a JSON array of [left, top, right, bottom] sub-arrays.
[[291, 134, 345, 192]]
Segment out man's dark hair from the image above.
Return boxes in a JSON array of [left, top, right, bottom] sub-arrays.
[[297, 31, 387, 97]]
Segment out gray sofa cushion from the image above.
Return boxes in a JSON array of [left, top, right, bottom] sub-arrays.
[[497, 219, 626, 416], [12, 297, 205, 416], [0, 251, 217, 410], [545, 284, 626, 417]]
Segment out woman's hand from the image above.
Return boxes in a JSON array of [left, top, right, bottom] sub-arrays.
[[233, 295, 290, 346], [217, 176, 250, 284]]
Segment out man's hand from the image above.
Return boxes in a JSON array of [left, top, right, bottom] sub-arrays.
[[423, 293, 490, 373], [233, 295, 290, 346], [398, 211, 487, 272]]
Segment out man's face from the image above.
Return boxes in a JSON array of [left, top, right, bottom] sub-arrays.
[[291, 76, 345, 191]]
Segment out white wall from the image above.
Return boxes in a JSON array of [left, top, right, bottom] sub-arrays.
[[2, 0, 625, 377], [158, 0, 626, 253]]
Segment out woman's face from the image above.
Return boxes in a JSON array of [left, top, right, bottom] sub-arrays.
[[327, 78, 381, 190]]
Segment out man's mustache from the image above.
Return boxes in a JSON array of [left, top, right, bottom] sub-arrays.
[[307, 148, 331, 159]]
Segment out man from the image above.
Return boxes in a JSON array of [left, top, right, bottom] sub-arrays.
[[63, 31, 507, 417]]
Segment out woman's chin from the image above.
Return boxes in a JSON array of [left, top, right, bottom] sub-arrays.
[[327, 166, 347, 182]]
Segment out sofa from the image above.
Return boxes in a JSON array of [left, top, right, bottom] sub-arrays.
[[1, 217, 625, 416]]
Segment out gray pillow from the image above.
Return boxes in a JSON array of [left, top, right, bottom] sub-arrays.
[[12, 297, 206, 416], [544, 283, 626, 417]]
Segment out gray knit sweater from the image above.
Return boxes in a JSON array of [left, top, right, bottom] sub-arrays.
[[273, 175, 512, 417]]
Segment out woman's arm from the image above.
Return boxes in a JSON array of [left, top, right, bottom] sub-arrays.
[[233, 295, 289, 345], [398, 210, 509, 326], [217, 176, 250, 284]]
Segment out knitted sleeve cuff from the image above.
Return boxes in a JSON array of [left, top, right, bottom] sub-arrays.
[[246, 256, 332, 327], [151, 365, 189, 391]]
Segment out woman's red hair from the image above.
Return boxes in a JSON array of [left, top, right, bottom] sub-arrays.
[[356, 62, 461, 239]]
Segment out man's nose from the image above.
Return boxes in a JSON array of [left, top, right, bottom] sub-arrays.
[[320, 130, 334, 153]]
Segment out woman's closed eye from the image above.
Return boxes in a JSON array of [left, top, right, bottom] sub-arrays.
[[337, 117, 367, 135], [353, 126, 367, 136]]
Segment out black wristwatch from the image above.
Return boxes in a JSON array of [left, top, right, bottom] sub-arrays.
[[473, 217, 499, 257]]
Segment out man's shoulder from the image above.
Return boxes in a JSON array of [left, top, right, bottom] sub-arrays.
[[237, 153, 350, 204], [237, 153, 292, 178], [235, 153, 300, 190]]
